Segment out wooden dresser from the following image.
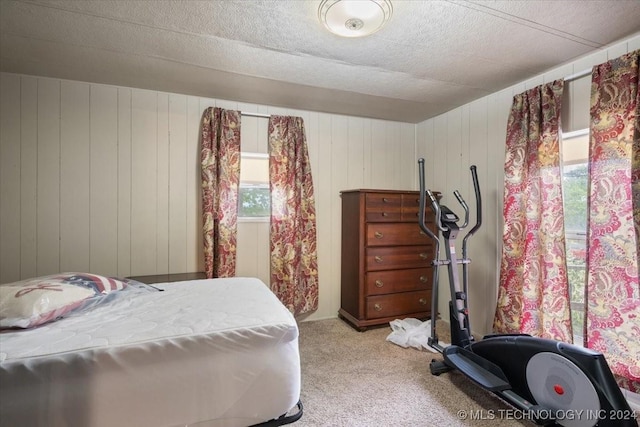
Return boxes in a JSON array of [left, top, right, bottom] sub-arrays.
[[339, 189, 438, 331]]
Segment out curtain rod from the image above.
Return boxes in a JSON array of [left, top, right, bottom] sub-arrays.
[[241, 111, 270, 118], [564, 68, 591, 83]]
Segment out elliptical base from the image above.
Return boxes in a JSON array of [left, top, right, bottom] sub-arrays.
[[429, 359, 452, 376]]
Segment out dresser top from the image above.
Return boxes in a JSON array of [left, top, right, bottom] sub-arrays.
[[340, 189, 418, 195], [340, 189, 441, 197]]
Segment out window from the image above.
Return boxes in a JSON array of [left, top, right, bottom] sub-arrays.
[[560, 129, 589, 342], [238, 153, 270, 220]]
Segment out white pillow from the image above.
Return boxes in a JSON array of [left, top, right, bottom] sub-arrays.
[[0, 273, 127, 329]]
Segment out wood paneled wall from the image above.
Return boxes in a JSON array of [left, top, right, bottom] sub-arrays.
[[0, 79, 207, 280], [0, 77, 416, 321], [417, 35, 640, 336]]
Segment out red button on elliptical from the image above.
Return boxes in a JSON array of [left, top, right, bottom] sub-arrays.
[[553, 384, 565, 395]]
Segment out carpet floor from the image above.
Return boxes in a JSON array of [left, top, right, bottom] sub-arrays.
[[294, 318, 531, 426]]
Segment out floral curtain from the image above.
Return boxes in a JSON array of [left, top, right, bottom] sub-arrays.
[[200, 107, 241, 278], [586, 50, 640, 393], [494, 80, 573, 342], [268, 115, 319, 315]]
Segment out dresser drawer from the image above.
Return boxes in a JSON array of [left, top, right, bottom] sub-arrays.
[[366, 246, 432, 271], [366, 268, 432, 296], [366, 223, 431, 247], [366, 290, 431, 319], [401, 194, 438, 227], [365, 193, 402, 222], [401, 193, 421, 222]]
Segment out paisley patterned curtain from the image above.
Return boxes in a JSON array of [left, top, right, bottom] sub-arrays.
[[200, 107, 241, 278], [586, 50, 640, 393], [494, 80, 573, 342], [268, 116, 318, 316]]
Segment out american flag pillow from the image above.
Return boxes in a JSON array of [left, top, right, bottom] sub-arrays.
[[0, 273, 129, 329], [52, 273, 127, 295]]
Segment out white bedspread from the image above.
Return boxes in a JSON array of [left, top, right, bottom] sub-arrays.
[[0, 277, 301, 427]]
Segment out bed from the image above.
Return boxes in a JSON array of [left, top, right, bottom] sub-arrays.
[[0, 276, 303, 427]]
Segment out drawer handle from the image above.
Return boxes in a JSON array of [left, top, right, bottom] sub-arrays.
[[382, 198, 389, 203], [375, 280, 384, 288], [374, 256, 383, 263], [419, 275, 427, 283], [381, 212, 388, 217], [374, 303, 383, 311], [419, 253, 428, 260], [374, 231, 384, 239], [419, 298, 427, 305]]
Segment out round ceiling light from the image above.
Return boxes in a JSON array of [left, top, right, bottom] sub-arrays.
[[319, 0, 393, 38]]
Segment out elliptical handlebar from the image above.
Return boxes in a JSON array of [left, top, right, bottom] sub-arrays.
[[419, 159, 478, 236], [417, 159, 482, 253], [462, 165, 482, 252], [418, 159, 441, 240], [428, 190, 445, 232], [453, 190, 470, 229]]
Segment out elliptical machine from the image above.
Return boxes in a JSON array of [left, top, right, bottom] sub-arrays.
[[417, 158, 638, 427]]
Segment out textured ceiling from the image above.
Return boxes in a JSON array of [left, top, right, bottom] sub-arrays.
[[1, 0, 640, 123]]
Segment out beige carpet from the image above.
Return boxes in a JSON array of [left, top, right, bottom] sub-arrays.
[[295, 318, 531, 426]]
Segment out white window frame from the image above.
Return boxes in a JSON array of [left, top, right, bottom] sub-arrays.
[[238, 152, 270, 223], [560, 128, 589, 344]]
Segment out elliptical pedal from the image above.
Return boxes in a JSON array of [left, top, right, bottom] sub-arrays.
[[443, 346, 510, 392]]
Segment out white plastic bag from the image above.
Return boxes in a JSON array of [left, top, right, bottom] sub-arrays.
[[386, 318, 446, 352]]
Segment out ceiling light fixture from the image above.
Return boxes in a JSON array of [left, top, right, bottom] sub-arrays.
[[318, 0, 393, 38]]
